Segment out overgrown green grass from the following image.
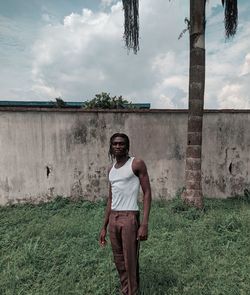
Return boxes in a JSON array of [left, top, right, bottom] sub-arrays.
[[1, 196, 250, 295]]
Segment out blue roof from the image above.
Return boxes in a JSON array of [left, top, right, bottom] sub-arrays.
[[0, 101, 150, 109]]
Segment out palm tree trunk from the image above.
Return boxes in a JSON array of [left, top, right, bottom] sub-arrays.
[[182, 0, 206, 209]]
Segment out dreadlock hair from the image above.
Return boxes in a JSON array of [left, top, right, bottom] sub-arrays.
[[222, 0, 238, 38], [122, 0, 139, 54], [109, 133, 130, 160]]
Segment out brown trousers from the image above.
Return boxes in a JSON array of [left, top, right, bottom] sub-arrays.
[[109, 211, 140, 295]]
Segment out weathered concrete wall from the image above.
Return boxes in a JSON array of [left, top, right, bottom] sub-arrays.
[[0, 108, 249, 205], [202, 112, 250, 198]]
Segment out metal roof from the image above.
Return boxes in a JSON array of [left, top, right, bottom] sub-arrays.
[[0, 101, 151, 109]]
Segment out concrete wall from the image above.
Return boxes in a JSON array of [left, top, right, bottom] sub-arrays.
[[0, 108, 249, 205]]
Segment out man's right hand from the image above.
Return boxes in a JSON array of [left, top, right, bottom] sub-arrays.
[[99, 228, 107, 247]]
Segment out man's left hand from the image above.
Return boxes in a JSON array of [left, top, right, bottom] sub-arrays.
[[137, 224, 148, 241]]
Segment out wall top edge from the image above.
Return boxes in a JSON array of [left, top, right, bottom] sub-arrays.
[[0, 107, 250, 113]]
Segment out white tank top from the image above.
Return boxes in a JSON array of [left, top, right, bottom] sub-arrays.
[[109, 157, 140, 211]]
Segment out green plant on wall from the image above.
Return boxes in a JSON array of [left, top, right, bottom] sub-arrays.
[[84, 92, 134, 109], [54, 97, 66, 108]]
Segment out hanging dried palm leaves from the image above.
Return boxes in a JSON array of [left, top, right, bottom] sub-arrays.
[[222, 0, 238, 38], [122, 0, 139, 54]]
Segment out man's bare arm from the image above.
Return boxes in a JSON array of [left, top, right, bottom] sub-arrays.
[[99, 168, 112, 247], [133, 159, 152, 240], [102, 184, 112, 230]]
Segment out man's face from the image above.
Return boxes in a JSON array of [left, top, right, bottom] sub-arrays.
[[111, 137, 127, 157]]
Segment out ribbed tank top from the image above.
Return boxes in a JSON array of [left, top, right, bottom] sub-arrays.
[[109, 157, 140, 211]]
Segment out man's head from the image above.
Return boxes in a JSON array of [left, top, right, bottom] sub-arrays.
[[109, 133, 130, 159]]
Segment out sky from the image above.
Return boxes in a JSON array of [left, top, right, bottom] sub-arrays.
[[0, 0, 250, 109]]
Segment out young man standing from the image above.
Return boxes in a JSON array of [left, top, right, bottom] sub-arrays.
[[99, 133, 152, 295]]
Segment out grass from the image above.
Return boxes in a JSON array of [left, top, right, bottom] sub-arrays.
[[1, 196, 250, 295]]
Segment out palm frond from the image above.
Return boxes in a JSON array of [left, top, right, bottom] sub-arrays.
[[222, 0, 238, 38], [122, 0, 139, 54]]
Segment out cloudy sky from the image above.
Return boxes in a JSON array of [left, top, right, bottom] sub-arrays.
[[0, 0, 250, 109]]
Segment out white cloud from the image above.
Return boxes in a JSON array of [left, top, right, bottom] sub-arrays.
[[218, 77, 250, 108], [240, 53, 250, 75], [101, 0, 117, 8], [31, 5, 123, 99], [153, 94, 175, 109], [1, 0, 250, 108], [32, 79, 62, 99], [30, 0, 190, 106], [205, 10, 250, 109], [42, 13, 50, 22], [152, 52, 178, 76]]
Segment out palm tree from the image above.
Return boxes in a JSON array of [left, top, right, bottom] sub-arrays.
[[122, 0, 238, 208], [182, 0, 206, 209]]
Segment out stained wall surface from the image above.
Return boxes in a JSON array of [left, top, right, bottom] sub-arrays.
[[0, 109, 249, 205]]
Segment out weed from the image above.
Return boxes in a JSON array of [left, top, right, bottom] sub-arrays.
[[1, 198, 250, 294]]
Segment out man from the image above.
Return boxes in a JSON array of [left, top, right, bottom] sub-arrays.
[[99, 133, 152, 295]]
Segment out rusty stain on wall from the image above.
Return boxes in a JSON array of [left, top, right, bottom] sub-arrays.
[[0, 177, 10, 193], [65, 121, 87, 152], [70, 168, 84, 200], [46, 166, 52, 178]]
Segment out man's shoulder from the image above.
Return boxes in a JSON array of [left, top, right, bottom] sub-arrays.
[[132, 157, 145, 166], [132, 157, 147, 172], [107, 164, 113, 174]]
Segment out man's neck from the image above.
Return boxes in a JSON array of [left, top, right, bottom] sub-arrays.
[[115, 155, 129, 164]]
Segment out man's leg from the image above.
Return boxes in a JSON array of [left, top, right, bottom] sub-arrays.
[[109, 213, 128, 294], [122, 213, 140, 295]]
